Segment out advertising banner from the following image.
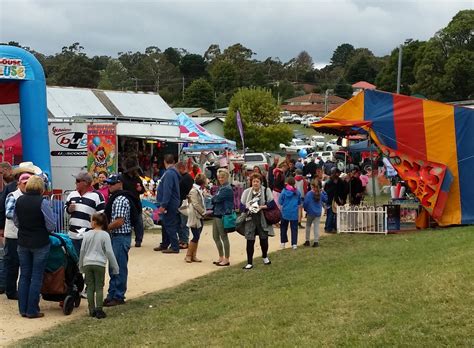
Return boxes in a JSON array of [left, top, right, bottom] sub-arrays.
[[87, 124, 117, 175], [380, 145, 453, 220]]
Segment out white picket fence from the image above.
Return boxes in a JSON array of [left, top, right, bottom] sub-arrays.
[[337, 205, 388, 235]]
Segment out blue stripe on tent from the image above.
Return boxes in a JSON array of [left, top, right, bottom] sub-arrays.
[[454, 106, 474, 224], [363, 90, 398, 150]]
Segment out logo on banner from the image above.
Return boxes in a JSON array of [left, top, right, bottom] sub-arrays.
[[56, 132, 87, 149], [0, 58, 26, 79], [380, 145, 453, 220]]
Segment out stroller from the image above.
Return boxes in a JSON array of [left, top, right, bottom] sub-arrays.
[[41, 233, 84, 315]]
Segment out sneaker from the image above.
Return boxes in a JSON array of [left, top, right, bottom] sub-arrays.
[[313, 242, 319, 247], [303, 241, 310, 247], [89, 309, 97, 317], [153, 245, 167, 251], [135, 242, 142, 248], [280, 243, 286, 249], [242, 264, 253, 270], [103, 298, 125, 307], [95, 309, 107, 319], [263, 257, 271, 265], [292, 244, 297, 250]]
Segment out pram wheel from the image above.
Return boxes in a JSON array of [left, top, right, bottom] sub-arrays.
[[74, 293, 81, 308], [63, 295, 75, 315]]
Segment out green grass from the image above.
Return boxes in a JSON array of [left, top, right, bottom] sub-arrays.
[[17, 228, 474, 347]]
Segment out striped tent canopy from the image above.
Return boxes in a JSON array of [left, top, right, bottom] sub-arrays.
[[312, 89, 474, 226], [177, 112, 236, 151]]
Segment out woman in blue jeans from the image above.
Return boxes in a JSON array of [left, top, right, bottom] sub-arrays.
[[14, 176, 56, 318]]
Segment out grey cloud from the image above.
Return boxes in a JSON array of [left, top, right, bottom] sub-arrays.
[[0, 0, 471, 65]]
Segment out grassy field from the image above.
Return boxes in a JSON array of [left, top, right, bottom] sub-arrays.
[[18, 228, 474, 347]]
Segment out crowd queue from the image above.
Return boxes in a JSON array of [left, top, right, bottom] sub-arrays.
[[0, 153, 365, 319]]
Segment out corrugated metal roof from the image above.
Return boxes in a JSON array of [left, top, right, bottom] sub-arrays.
[[105, 90, 177, 120], [172, 107, 202, 114], [47, 87, 112, 118]]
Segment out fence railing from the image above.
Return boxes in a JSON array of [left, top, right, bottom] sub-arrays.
[[48, 191, 72, 233], [337, 205, 388, 235]]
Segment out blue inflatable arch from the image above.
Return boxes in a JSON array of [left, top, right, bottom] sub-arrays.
[[0, 45, 51, 178]]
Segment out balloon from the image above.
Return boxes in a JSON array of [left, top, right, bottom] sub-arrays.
[[298, 148, 308, 158], [93, 136, 101, 146], [88, 143, 97, 152]]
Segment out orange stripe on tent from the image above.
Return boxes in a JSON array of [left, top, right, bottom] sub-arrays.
[[423, 101, 461, 225], [323, 90, 365, 122]]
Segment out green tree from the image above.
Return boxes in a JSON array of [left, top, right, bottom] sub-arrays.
[[47, 43, 100, 87], [375, 40, 426, 94], [413, 10, 474, 101], [224, 87, 292, 151], [209, 60, 237, 93], [163, 47, 182, 66], [334, 78, 353, 99], [183, 78, 214, 111], [344, 48, 380, 84], [180, 53, 207, 79], [204, 44, 221, 63], [330, 43, 355, 67], [98, 59, 130, 90]]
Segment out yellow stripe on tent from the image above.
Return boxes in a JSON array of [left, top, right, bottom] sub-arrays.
[[324, 90, 364, 122], [423, 100, 461, 225]]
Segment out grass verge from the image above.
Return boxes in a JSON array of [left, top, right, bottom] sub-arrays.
[[17, 228, 474, 347]]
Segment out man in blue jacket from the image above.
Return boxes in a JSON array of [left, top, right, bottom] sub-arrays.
[[154, 154, 181, 253]]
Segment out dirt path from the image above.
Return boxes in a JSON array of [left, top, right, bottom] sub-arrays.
[[0, 222, 327, 346]]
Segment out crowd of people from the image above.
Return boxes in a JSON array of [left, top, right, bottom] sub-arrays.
[[0, 153, 367, 320]]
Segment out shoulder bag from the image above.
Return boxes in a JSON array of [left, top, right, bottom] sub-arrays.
[[263, 188, 281, 225]]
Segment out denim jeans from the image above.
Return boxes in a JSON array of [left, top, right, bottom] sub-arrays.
[[178, 213, 189, 243], [161, 211, 180, 252], [133, 214, 144, 244], [325, 208, 336, 232], [107, 234, 131, 301], [280, 219, 298, 245], [17, 243, 50, 316], [190, 222, 203, 243], [71, 238, 82, 258], [0, 241, 5, 291], [5, 238, 19, 297]]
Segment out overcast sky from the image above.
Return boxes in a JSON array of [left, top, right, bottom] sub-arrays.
[[0, 0, 471, 67]]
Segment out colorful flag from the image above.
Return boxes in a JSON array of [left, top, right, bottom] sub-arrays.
[[236, 110, 245, 151]]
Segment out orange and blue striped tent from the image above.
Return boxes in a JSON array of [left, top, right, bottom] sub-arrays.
[[312, 89, 474, 226]]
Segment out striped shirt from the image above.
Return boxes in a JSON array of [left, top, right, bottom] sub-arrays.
[[65, 190, 105, 239], [110, 195, 131, 235]]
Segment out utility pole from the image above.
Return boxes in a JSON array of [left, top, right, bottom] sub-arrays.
[[131, 78, 138, 92], [396, 44, 403, 94], [182, 76, 185, 101]]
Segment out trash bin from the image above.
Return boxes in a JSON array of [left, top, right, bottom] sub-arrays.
[[384, 204, 401, 231]]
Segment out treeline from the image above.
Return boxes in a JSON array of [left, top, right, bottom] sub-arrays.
[[3, 10, 472, 109]]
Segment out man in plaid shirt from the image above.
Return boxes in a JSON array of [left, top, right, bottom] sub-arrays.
[[103, 174, 132, 307]]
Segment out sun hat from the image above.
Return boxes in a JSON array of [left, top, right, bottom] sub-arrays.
[[12, 161, 42, 175]]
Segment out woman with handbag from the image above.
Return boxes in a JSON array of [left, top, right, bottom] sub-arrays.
[[211, 169, 234, 266], [240, 173, 275, 270], [185, 174, 208, 263]]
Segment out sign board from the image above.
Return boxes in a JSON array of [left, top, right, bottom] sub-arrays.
[[0, 57, 29, 80], [87, 124, 117, 175]]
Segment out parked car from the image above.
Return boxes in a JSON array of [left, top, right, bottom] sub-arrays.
[[307, 151, 334, 163], [279, 138, 313, 154], [310, 135, 326, 149], [302, 116, 321, 128], [325, 138, 341, 151], [292, 115, 304, 124], [293, 130, 309, 142], [281, 115, 293, 123], [243, 152, 270, 171]]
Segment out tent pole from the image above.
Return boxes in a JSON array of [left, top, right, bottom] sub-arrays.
[[369, 137, 376, 207]]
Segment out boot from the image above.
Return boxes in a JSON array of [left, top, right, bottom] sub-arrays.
[[184, 244, 193, 263], [190, 241, 202, 263]]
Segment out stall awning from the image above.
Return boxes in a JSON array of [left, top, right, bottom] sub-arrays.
[[312, 89, 474, 226], [177, 113, 236, 151]]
